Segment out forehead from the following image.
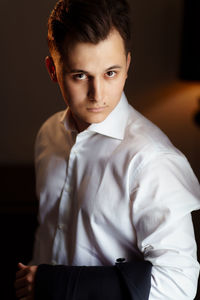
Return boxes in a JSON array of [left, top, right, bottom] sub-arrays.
[[56, 29, 127, 70]]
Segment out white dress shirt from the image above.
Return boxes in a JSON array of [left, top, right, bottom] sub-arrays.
[[32, 93, 200, 299]]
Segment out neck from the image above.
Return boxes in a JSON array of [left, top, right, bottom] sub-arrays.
[[71, 112, 89, 132]]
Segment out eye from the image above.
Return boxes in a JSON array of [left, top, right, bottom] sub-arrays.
[[73, 73, 87, 80], [105, 71, 116, 78]]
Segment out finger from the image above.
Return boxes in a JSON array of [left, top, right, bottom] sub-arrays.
[[15, 277, 28, 289], [18, 262, 27, 269], [16, 268, 28, 279], [16, 286, 29, 298], [16, 282, 34, 298]]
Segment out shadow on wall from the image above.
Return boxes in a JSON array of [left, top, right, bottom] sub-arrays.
[[126, 0, 184, 104], [0, 165, 38, 300]]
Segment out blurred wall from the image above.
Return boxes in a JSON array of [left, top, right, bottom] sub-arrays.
[[127, 0, 184, 107], [0, 0, 184, 164]]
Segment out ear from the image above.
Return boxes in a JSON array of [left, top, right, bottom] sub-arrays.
[[126, 52, 131, 75], [45, 56, 58, 82]]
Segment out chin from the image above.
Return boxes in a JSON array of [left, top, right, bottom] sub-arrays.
[[86, 114, 108, 124]]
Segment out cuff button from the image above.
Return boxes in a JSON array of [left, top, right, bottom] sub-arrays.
[[116, 258, 126, 263]]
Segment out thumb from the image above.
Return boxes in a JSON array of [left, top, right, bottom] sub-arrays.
[[18, 262, 27, 270]]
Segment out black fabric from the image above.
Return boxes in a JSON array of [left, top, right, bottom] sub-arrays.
[[76, 266, 131, 300], [116, 260, 152, 300], [34, 265, 74, 299], [35, 260, 152, 300]]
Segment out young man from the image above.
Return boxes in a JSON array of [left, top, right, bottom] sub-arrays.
[[15, 0, 200, 299]]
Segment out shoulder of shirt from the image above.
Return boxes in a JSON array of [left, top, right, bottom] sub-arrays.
[[125, 106, 200, 194], [125, 104, 182, 156], [122, 103, 196, 177], [36, 110, 67, 137]]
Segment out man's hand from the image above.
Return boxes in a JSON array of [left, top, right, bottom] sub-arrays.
[[15, 262, 38, 300]]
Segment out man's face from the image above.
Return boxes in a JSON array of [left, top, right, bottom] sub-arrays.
[[47, 29, 131, 132]]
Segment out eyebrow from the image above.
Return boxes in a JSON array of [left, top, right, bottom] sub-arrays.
[[105, 65, 122, 71], [68, 65, 122, 74]]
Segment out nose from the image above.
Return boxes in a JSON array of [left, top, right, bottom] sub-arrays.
[[88, 77, 104, 103]]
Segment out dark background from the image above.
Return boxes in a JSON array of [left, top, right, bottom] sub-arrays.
[[0, 0, 200, 299]]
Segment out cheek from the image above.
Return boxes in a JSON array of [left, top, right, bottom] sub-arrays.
[[61, 80, 84, 103], [110, 76, 126, 95]]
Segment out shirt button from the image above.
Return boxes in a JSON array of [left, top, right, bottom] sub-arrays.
[[65, 186, 71, 193], [71, 149, 78, 155], [144, 245, 154, 254], [116, 258, 126, 264], [58, 224, 63, 230]]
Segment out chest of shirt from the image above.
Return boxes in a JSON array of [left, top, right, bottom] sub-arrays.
[[36, 130, 137, 230]]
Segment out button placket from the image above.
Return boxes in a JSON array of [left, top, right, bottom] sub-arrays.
[[57, 224, 63, 230], [52, 131, 91, 263], [52, 146, 76, 261]]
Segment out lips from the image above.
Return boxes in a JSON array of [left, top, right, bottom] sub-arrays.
[[87, 106, 107, 113]]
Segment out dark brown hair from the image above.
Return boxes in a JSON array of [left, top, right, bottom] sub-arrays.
[[47, 0, 131, 55]]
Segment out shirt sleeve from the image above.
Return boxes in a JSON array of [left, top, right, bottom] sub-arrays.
[[34, 260, 152, 300], [131, 152, 200, 299]]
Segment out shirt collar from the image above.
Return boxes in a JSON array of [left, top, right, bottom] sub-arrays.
[[87, 92, 129, 140], [60, 92, 130, 140], [60, 108, 77, 132]]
